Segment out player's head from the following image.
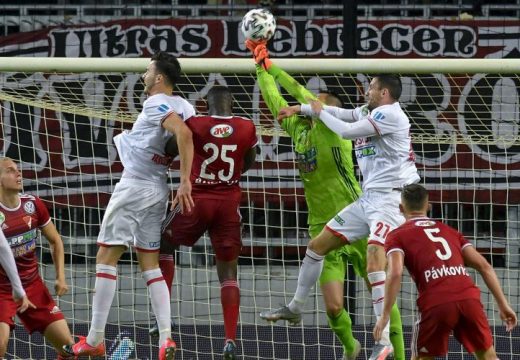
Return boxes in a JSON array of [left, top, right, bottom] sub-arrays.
[[207, 86, 233, 116], [400, 184, 429, 218], [317, 91, 343, 107], [142, 51, 182, 95], [366, 74, 402, 110], [0, 157, 22, 193]]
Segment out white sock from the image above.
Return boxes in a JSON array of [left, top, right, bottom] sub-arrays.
[[368, 271, 391, 346], [143, 268, 171, 346], [87, 264, 117, 346], [288, 249, 324, 314]]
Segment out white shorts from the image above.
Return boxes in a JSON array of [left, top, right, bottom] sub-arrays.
[[326, 189, 405, 246], [97, 177, 169, 251]]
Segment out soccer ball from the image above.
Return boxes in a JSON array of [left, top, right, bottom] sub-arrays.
[[241, 8, 276, 41]]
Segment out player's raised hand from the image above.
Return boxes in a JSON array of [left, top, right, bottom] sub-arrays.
[[307, 99, 323, 115], [277, 105, 300, 121], [55, 278, 69, 296], [172, 180, 194, 214], [15, 294, 36, 313], [499, 303, 517, 332], [245, 39, 272, 70]]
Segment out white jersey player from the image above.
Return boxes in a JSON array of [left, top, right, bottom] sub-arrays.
[[260, 75, 419, 360], [114, 93, 195, 182], [65, 51, 195, 360]]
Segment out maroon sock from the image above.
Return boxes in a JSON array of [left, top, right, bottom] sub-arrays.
[[159, 254, 175, 297], [221, 279, 240, 342]]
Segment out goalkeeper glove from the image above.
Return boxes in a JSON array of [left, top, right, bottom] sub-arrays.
[[245, 39, 273, 71]]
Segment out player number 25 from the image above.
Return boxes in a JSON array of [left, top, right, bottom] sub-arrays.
[[424, 228, 452, 260], [200, 143, 237, 181]]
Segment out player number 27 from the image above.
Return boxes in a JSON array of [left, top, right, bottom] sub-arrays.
[[424, 228, 452, 260], [200, 143, 237, 181]]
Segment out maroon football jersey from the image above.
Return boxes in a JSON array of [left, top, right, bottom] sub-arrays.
[[385, 216, 480, 311], [186, 115, 258, 201], [0, 194, 50, 292]]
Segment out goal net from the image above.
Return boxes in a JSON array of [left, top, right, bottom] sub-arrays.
[[0, 58, 518, 360]]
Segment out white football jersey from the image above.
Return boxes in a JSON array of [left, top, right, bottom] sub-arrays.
[[353, 102, 420, 191], [114, 93, 195, 182]]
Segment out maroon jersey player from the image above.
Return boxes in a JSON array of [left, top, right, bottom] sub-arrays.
[[0, 158, 75, 359], [156, 86, 257, 359], [373, 184, 517, 360]]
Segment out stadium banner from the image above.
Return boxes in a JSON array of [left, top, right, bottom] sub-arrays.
[[0, 19, 519, 58]]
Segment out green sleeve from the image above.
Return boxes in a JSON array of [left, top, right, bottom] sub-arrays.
[[268, 63, 317, 104], [257, 65, 309, 140]]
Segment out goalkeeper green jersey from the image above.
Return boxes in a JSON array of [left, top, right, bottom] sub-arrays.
[[257, 64, 362, 226]]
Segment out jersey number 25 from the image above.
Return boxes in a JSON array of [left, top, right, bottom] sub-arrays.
[[200, 143, 237, 181]]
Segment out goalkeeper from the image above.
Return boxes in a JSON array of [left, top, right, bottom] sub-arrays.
[[246, 40, 405, 360]]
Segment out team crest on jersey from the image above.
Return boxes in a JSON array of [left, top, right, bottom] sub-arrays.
[[372, 111, 385, 121], [210, 124, 233, 138], [0, 211, 4, 225], [414, 220, 436, 227], [157, 104, 170, 113], [24, 201, 35, 214]]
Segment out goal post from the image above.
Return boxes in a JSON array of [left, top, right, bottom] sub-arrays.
[[0, 57, 518, 360]]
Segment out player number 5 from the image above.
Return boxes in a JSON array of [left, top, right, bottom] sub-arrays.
[[200, 143, 237, 181], [424, 228, 452, 260]]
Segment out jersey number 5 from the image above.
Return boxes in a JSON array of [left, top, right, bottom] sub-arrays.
[[424, 228, 452, 260], [200, 143, 237, 181]]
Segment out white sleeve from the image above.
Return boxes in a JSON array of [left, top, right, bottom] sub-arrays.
[[320, 105, 359, 123], [369, 107, 409, 135], [143, 95, 176, 127], [317, 109, 379, 139], [0, 229, 25, 298]]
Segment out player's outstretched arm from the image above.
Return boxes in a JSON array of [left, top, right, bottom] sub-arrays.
[[41, 221, 68, 296], [0, 228, 26, 300], [373, 251, 404, 342], [280, 100, 378, 140], [463, 245, 517, 331], [163, 112, 195, 214]]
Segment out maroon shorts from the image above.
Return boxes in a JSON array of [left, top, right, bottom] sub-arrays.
[[412, 298, 493, 357], [162, 198, 242, 262], [0, 277, 64, 334]]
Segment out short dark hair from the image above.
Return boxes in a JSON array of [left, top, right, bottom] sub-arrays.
[[402, 184, 428, 211], [151, 51, 181, 87], [319, 91, 343, 107], [374, 74, 402, 101], [207, 86, 233, 113]]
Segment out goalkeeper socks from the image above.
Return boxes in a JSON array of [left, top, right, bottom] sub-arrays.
[[159, 253, 175, 297], [368, 271, 391, 345], [327, 309, 357, 355], [143, 268, 171, 346], [221, 279, 240, 342], [288, 249, 324, 313], [87, 264, 117, 346], [390, 302, 405, 360]]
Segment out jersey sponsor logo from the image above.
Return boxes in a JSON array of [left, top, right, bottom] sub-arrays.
[[424, 264, 469, 283], [151, 153, 172, 166], [415, 220, 436, 227], [12, 239, 36, 257], [334, 215, 345, 226], [296, 147, 317, 173], [157, 104, 170, 113], [8, 228, 38, 247], [372, 111, 386, 121], [0, 212, 4, 225], [355, 145, 376, 158], [210, 124, 233, 138], [23, 201, 35, 214]]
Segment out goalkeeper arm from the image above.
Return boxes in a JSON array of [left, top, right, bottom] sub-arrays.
[[0, 228, 25, 299]]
